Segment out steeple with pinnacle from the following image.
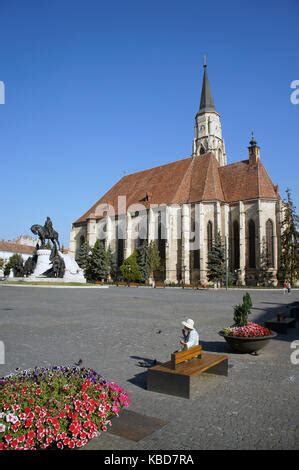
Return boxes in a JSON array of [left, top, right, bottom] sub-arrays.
[[192, 58, 227, 166]]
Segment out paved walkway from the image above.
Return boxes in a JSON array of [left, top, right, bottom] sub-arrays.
[[0, 286, 298, 449]]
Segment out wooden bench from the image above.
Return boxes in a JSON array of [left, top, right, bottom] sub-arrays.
[[171, 345, 202, 369], [265, 316, 296, 334], [289, 306, 299, 320], [147, 345, 228, 399]]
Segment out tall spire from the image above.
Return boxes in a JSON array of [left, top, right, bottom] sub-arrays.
[[192, 59, 227, 165], [199, 60, 215, 114]]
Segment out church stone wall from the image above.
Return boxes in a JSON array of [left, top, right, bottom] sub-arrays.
[[70, 196, 280, 286]]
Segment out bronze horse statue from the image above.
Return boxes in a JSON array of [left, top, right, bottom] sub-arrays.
[[31, 224, 60, 251]]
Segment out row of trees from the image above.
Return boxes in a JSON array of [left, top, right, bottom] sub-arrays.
[[76, 240, 161, 283]]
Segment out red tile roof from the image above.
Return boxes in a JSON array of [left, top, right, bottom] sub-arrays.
[[219, 159, 278, 203], [0, 241, 36, 255], [74, 153, 278, 224]]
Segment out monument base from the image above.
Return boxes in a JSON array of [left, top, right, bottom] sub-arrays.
[[28, 249, 86, 283]]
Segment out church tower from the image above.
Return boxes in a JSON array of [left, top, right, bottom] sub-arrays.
[[192, 61, 227, 166]]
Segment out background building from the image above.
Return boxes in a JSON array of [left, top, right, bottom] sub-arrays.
[[70, 65, 282, 286]]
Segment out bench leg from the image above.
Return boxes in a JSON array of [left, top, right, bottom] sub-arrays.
[[204, 359, 228, 377]]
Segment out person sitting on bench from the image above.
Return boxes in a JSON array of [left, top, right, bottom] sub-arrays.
[[180, 319, 199, 350]]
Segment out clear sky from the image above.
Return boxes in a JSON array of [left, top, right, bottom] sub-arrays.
[[0, 0, 298, 245]]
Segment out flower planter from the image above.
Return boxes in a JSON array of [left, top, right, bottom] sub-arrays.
[[219, 331, 277, 354], [0, 366, 130, 450]]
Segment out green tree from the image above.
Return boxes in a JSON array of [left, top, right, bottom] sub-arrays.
[[120, 250, 141, 283], [280, 189, 299, 285], [137, 241, 150, 282], [7, 253, 24, 277], [86, 240, 111, 282], [207, 232, 226, 284], [76, 242, 90, 274], [0, 258, 4, 270], [148, 241, 161, 280]]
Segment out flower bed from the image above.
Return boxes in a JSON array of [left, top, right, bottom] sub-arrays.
[[0, 366, 130, 450], [222, 322, 273, 338]]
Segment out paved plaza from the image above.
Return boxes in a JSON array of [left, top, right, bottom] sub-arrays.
[[0, 285, 298, 450]]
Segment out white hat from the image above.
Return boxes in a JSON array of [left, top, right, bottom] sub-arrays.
[[182, 319, 195, 330]]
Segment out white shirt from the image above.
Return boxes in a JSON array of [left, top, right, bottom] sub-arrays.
[[185, 328, 200, 349]]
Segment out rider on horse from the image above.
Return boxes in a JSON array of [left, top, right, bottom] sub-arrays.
[[44, 217, 54, 239]]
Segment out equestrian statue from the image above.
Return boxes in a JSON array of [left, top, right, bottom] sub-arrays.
[[31, 217, 61, 251], [30, 217, 65, 278]]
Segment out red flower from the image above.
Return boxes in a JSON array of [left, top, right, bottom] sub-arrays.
[[68, 439, 76, 449], [35, 388, 42, 396], [82, 379, 92, 392], [27, 431, 35, 440], [46, 436, 53, 445], [11, 439, 19, 448], [63, 437, 70, 446], [25, 418, 33, 429]]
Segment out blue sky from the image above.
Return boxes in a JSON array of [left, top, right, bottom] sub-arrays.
[[0, 0, 298, 245]]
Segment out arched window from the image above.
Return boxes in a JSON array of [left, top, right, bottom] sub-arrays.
[[233, 220, 240, 269], [79, 235, 85, 247], [207, 221, 213, 253], [248, 220, 256, 268], [200, 144, 206, 155], [266, 219, 274, 268]]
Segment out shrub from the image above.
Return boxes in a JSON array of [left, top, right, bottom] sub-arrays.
[[120, 251, 141, 282], [233, 292, 253, 327]]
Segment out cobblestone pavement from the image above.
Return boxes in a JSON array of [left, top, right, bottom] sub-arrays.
[[0, 285, 298, 450]]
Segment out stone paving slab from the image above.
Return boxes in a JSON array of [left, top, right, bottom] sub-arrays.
[[0, 286, 298, 449]]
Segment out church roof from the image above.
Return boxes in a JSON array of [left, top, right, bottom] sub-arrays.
[[219, 159, 278, 202], [74, 153, 278, 224]]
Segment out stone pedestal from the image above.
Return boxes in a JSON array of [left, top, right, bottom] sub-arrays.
[[30, 249, 52, 277], [28, 249, 86, 283]]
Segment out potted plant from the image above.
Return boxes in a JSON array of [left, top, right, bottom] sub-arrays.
[[219, 293, 277, 354]]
